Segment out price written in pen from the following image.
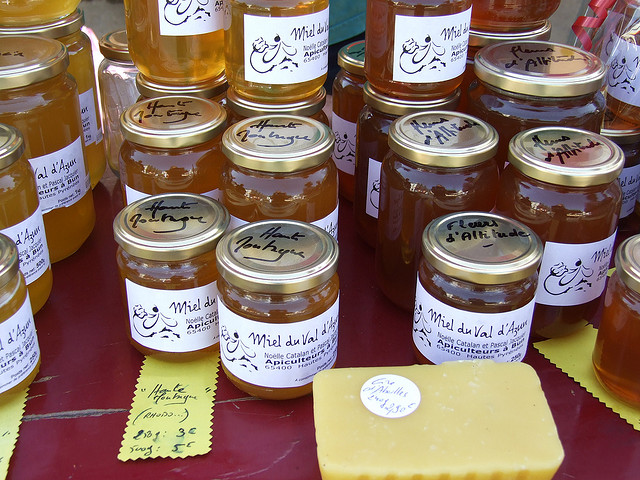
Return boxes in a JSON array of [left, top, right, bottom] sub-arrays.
[[128, 426, 199, 457]]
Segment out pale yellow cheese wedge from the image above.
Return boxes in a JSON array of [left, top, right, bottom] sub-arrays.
[[313, 360, 564, 480]]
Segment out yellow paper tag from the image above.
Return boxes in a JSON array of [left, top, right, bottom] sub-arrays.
[[0, 388, 28, 479], [118, 352, 220, 461]]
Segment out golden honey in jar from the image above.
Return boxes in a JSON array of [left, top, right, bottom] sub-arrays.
[[119, 95, 227, 205], [0, 124, 52, 315], [467, 40, 607, 170], [136, 71, 228, 107], [470, 0, 560, 32], [216, 219, 339, 400], [113, 193, 230, 359], [123, 0, 225, 85], [593, 235, 640, 407], [413, 211, 543, 365], [355, 82, 460, 248], [376, 111, 500, 311], [221, 114, 338, 239], [0, 233, 40, 399], [496, 127, 624, 340], [332, 40, 365, 203], [0, 0, 80, 26], [0, 35, 95, 264], [364, 0, 471, 100], [0, 10, 106, 189], [225, 0, 330, 103]]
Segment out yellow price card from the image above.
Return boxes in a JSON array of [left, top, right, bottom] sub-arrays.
[[0, 389, 28, 479]]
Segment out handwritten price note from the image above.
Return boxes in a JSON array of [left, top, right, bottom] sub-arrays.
[[0, 388, 28, 480], [118, 352, 220, 461]]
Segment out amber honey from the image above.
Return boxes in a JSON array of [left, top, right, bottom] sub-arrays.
[[0, 0, 80, 26], [470, 0, 561, 32]]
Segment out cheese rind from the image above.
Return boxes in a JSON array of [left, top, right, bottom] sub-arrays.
[[313, 360, 564, 480]]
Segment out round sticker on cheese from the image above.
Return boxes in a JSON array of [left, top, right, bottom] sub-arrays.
[[360, 374, 421, 418]]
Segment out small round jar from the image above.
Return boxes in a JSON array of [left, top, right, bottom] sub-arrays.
[[221, 114, 338, 239], [376, 111, 500, 311], [123, 0, 225, 85], [136, 71, 228, 107], [216, 219, 339, 400], [470, 0, 560, 32], [119, 95, 228, 205], [413, 212, 543, 365], [0, 233, 40, 399], [468, 41, 607, 170], [0, 0, 80, 26], [0, 35, 95, 263], [496, 127, 624, 339], [364, 0, 471, 100], [225, 0, 330, 103], [0, 124, 52, 315], [113, 193, 229, 359], [593, 235, 640, 406], [355, 83, 460, 247], [332, 40, 366, 203], [0, 10, 106, 189]]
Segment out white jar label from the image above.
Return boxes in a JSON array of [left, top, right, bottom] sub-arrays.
[[365, 158, 381, 219], [124, 184, 220, 205], [413, 276, 534, 364], [243, 7, 329, 84], [218, 296, 339, 388], [535, 232, 616, 307], [393, 8, 471, 84], [158, 0, 224, 36], [125, 279, 220, 352], [1, 209, 50, 286], [0, 295, 40, 394], [360, 374, 421, 419], [605, 34, 640, 108], [619, 163, 640, 218], [79, 88, 101, 147], [331, 114, 356, 176], [29, 137, 90, 214]]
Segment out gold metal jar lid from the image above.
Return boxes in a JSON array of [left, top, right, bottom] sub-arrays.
[[0, 9, 83, 38], [0, 35, 69, 89], [113, 193, 230, 262], [615, 235, 640, 294], [216, 219, 339, 294], [508, 127, 625, 187], [468, 21, 551, 49], [221, 114, 334, 173], [136, 71, 228, 99], [422, 212, 543, 285], [363, 82, 460, 116], [388, 111, 498, 167], [120, 95, 227, 148], [0, 233, 19, 290], [474, 40, 605, 97], [99, 29, 131, 63], [337, 40, 365, 76], [0, 123, 25, 170], [226, 87, 326, 118]]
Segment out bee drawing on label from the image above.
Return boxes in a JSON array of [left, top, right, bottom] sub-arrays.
[[221, 325, 258, 371], [163, 0, 211, 26], [399, 35, 447, 75], [132, 304, 180, 340], [250, 35, 298, 74], [413, 303, 432, 347], [543, 259, 594, 296]]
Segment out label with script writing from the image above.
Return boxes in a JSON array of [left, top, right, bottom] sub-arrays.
[[360, 374, 421, 418], [1, 209, 50, 285]]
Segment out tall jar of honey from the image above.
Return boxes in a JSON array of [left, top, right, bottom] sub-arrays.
[[332, 40, 366, 203], [123, 0, 225, 85], [113, 193, 229, 359], [0, 35, 95, 264], [469, 0, 560, 32], [221, 114, 338, 239], [355, 83, 460, 248], [467, 41, 607, 170], [413, 212, 543, 365], [216, 219, 339, 400], [0, 124, 52, 315], [0, 0, 80, 26], [496, 127, 624, 340], [136, 72, 229, 106], [376, 111, 500, 311], [364, 0, 471, 100], [0, 10, 106, 188], [119, 95, 228, 205], [224, 0, 330, 103], [593, 234, 640, 407], [0, 233, 40, 399]]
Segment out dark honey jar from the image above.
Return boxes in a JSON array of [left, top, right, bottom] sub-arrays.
[[470, 0, 561, 32]]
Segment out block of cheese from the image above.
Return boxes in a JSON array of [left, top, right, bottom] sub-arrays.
[[313, 360, 564, 480]]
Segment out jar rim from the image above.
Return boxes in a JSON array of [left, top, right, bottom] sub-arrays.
[[136, 71, 228, 100], [0, 124, 25, 170], [0, 233, 19, 289], [0, 35, 69, 89], [99, 29, 131, 63], [616, 235, 640, 294], [0, 9, 83, 38], [337, 40, 365, 76], [226, 87, 325, 118], [363, 82, 460, 116]]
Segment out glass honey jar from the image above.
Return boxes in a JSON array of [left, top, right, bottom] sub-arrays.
[[467, 40, 607, 170], [113, 193, 230, 359], [332, 40, 365, 203], [0, 35, 95, 264], [470, 0, 561, 32], [376, 111, 500, 312], [355, 82, 460, 248], [593, 234, 640, 407], [0, 10, 106, 189], [364, 0, 471, 100], [216, 219, 339, 400], [224, 0, 330, 103], [0, 124, 52, 315], [413, 211, 543, 365], [119, 95, 228, 205], [221, 114, 338, 239], [496, 127, 624, 340], [0, 0, 80, 26], [0, 233, 40, 399], [136, 71, 229, 106]]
